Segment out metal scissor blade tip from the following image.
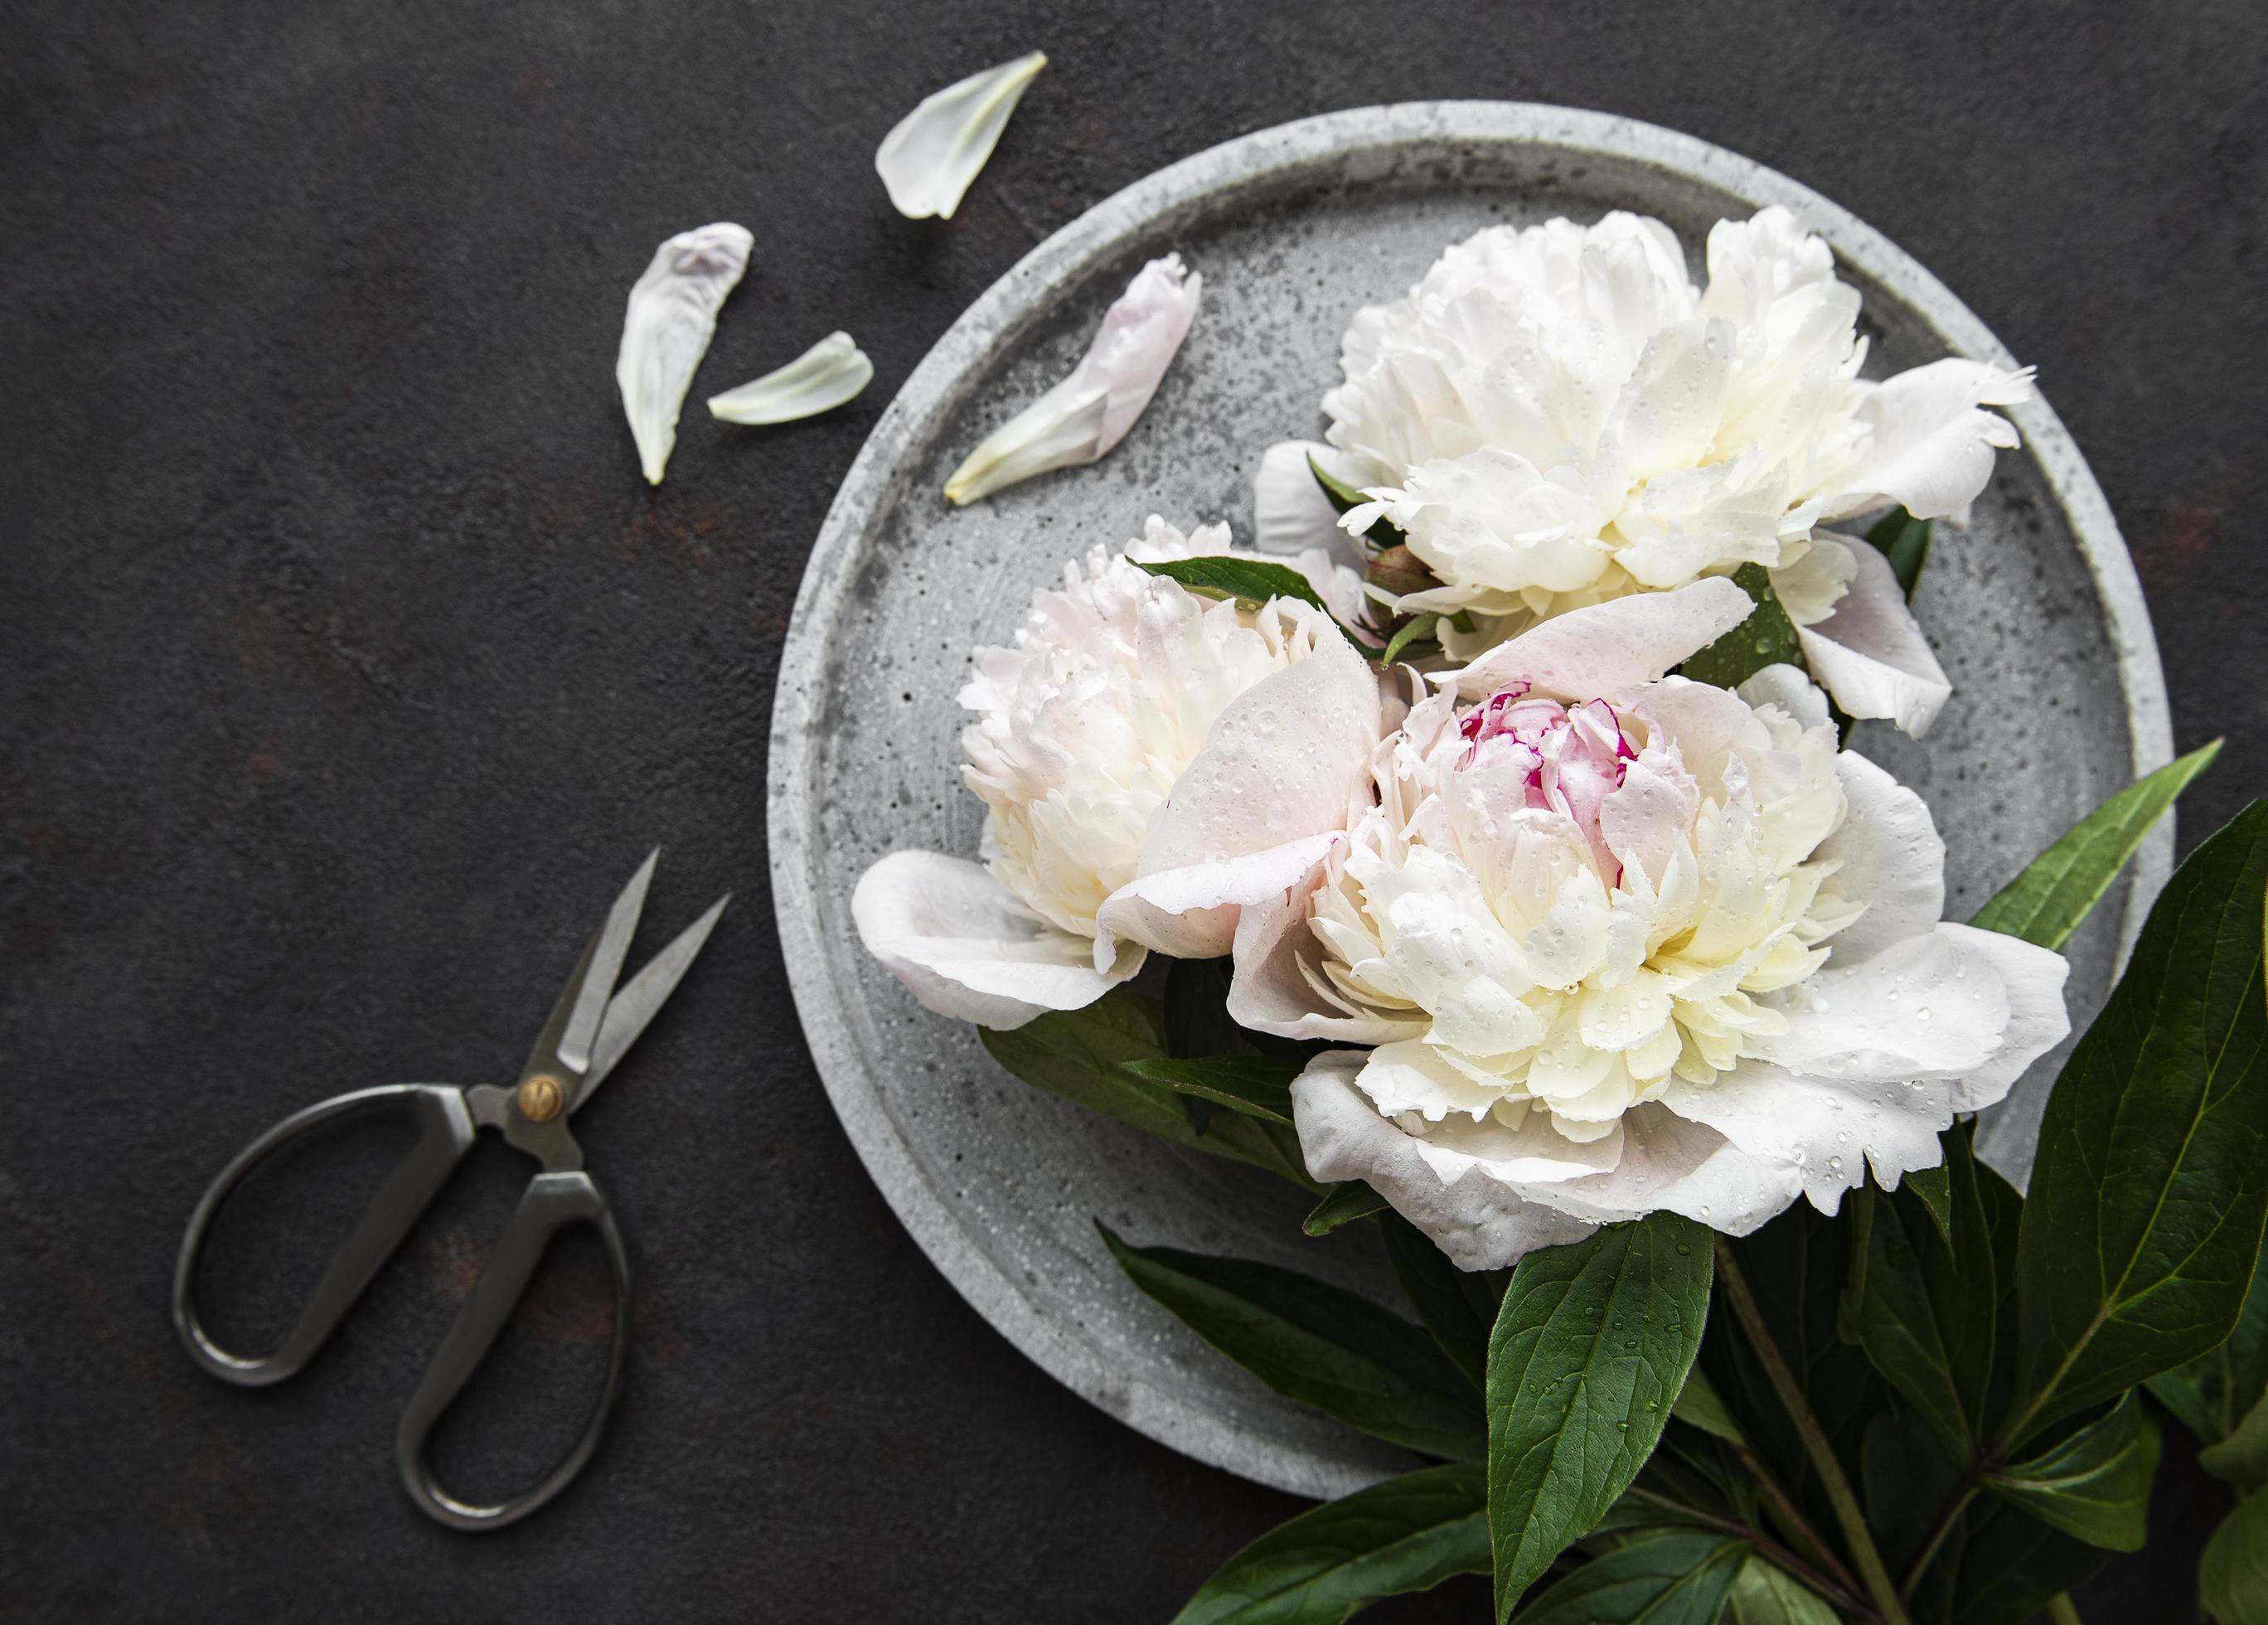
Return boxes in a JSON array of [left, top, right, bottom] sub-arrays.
[[556, 851, 659, 1074], [574, 894, 729, 1110]]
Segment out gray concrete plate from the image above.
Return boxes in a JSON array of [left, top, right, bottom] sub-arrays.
[[768, 103, 2173, 1500]]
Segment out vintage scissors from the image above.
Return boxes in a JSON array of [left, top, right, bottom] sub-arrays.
[[172, 851, 727, 1531]]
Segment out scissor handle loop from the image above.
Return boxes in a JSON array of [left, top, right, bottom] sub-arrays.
[[173, 1084, 476, 1386], [395, 1170, 632, 1531]]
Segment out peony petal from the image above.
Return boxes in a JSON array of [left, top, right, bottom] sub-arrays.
[[1810, 749, 1947, 965], [945, 254, 1202, 504], [1931, 922, 2072, 1112], [1735, 662, 1832, 730], [1825, 357, 2034, 521], [1227, 866, 1423, 1046], [1444, 577, 1755, 701], [615, 222, 754, 485], [851, 849, 1138, 1030], [1795, 535, 1954, 736], [1253, 439, 1364, 560], [1660, 1057, 1953, 1214], [1752, 924, 2022, 1083], [874, 50, 1046, 221], [1519, 1102, 1802, 1235], [707, 331, 874, 424], [1093, 831, 1340, 966], [1292, 1053, 1599, 1270]]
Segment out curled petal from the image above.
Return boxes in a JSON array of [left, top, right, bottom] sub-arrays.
[[1228, 866, 1422, 1046], [851, 850, 1139, 1030], [1661, 1059, 1954, 1214], [1827, 358, 2034, 521], [1292, 1053, 1598, 1271], [1095, 632, 1385, 964], [708, 332, 874, 424], [945, 254, 1202, 504], [1795, 536, 1954, 736], [616, 222, 754, 485], [875, 51, 1046, 221], [1253, 439, 1364, 561], [1444, 576, 1754, 701], [1734, 662, 1832, 730], [1933, 922, 2072, 1112], [1810, 749, 1947, 965]]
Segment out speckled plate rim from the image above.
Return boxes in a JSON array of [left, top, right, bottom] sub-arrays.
[[768, 100, 2175, 1496]]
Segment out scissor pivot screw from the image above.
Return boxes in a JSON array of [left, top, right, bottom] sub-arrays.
[[517, 1074, 566, 1123]]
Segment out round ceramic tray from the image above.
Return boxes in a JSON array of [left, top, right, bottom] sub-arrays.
[[768, 102, 2174, 1500]]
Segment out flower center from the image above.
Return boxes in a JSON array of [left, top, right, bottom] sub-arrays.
[[1457, 683, 1637, 882]]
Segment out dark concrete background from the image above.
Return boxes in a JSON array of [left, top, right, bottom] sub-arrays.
[[3, 1, 2261, 1619]]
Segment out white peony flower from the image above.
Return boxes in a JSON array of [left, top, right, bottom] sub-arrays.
[[945, 254, 1202, 506], [1257, 207, 2033, 736], [854, 517, 1386, 1029], [1220, 590, 2069, 1269]]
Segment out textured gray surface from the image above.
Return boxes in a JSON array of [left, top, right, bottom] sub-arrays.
[[771, 103, 2169, 1501], [5, 2, 2263, 1620]]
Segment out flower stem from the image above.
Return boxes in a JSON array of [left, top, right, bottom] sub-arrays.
[[2046, 1593, 2083, 1625], [1715, 1239, 1913, 1625], [1898, 1481, 1979, 1600], [1625, 1485, 1873, 1621], [1732, 1441, 1866, 1604]]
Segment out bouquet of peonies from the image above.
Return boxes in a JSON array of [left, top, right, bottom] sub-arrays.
[[853, 210, 2266, 1625]]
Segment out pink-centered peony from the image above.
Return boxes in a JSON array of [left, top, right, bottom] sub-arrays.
[[1217, 589, 2071, 1268]]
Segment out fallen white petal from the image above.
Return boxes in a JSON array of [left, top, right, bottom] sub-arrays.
[[1292, 1053, 1599, 1270], [945, 253, 1202, 505], [1827, 358, 2034, 521], [1253, 439, 1363, 560], [1444, 576, 1754, 701], [616, 222, 754, 485], [875, 51, 1046, 221], [708, 332, 874, 424], [1794, 536, 1955, 736], [850, 849, 1138, 1030]]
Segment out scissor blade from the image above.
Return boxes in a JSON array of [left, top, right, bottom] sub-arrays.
[[574, 893, 729, 1110], [555, 850, 658, 1075]]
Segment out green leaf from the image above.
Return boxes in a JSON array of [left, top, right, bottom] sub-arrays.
[[1927, 1498, 2110, 1625], [1841, 1129, 1999, 1459], [2009, 800, 2268, 1447], [1304, 1181, 1388, 1236], [1379, 1213, 1498, 1395], [1861, 1406, 1968, 1573], [2201, 1491, 2268, 1625], [1723, 1555, 1839, 1625], [1486, 1215, 1715, 1619], [1098, 1223, 1485, 1460], [1132, 555, 1377, 659], [1863, 507, 1933, 599], [1675, 564, 1810, 692], [2149, 1220, 2268, 1443], [1381, 613, 1442, 665], [1170, 1461, 1488, 1625], [1970, 739, 2222, 951], [1307, 452, 1369, 514], [2202, 1388, 2268, 1492], [1670, 1365, 1746, 1448], [1510, 1529, 1747, 1625], [1984, 1392, 2162, 1550], [1125, 1055, 1303, 1127], [1903, 1159, 1956, 1245], [981, 991, 1314, 1186]]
